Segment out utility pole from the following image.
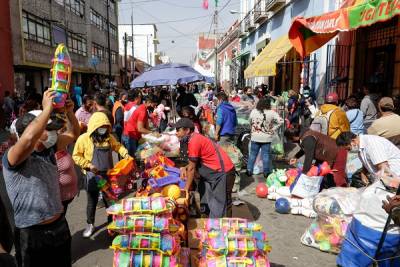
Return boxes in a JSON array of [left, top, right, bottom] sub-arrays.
[[106, 0, 112, 84], [124, 32, 128, 87], [214, 6, 219, 88], [131, 8, 135, 82]]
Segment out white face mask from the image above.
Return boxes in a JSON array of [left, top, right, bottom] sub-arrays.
[[351, 144, 359, 152], [42, 130, 58, 148], [97, 127, 108, 135]]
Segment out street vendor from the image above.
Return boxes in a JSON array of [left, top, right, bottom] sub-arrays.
[[336, 132, 400, 178], [285, 125, 348, 188], [72, 112, 131, 238], [175, 118, 235, 218]]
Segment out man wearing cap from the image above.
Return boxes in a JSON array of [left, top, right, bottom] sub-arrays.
[[2, 90, 71, 266], [314, 92, 350, 139], [175, 118, 235, 218], [368, 97, 400, 141]]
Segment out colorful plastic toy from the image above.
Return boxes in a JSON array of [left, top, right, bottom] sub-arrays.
[[106, 197, 173, 215], [161, 185, 181, 200], [198, 255, 270, 267], [112, 250, 179, 267], [275, 198, 290, 214], [96, 175, 117, 201], [256, 183, 268, 198], [144, 152, 175, 169], [148, 176, 185, 190], [108, 158, 135, 176], [111, 233, 180, 256], [266, 169, 287, 188], [50, 43, 72, 109], [285, 168, 300, 186]]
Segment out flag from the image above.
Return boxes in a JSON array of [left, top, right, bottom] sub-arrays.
[[202, 0, 208, 9]]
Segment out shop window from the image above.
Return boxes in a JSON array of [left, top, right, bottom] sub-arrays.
[[110, 24, 117, 39], [67, 32, 87, 56], [55, 0, 85, 17], [22, 11, 51, 45], [111, 51, 117, 64]]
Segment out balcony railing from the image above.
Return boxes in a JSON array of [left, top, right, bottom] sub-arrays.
[[244, 15, 256, 32], [254, 0, 267, 23], [265, 0, 285, 12]]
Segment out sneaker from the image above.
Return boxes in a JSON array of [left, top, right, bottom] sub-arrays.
[[83, 224, 95, 238]]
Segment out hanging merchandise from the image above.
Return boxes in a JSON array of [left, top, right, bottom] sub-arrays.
[[50, 43, 72, 109]]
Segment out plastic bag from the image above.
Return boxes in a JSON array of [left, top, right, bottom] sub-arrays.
[[290, 174, 323, 199]]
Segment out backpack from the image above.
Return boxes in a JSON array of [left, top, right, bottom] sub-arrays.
[[310, 108, 337, 135]]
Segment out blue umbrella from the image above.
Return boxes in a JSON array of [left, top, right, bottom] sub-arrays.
[[131, 63, 205, 88]]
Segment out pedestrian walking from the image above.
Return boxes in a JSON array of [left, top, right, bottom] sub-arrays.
[[215, 92, 237, 144], [72, 112, 131, 238], [75, 95, 94, 133], [247, 98, 283, 178]]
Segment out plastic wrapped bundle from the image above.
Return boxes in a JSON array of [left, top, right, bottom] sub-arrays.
[[198, 254, 270, 267], [301, 187, 363, 253], [204, 218, 262, 232], [111, 233, 180, 256], [106, 197, 173, 216], [112, 250, 180, 267], [108, 214, 170, 234]]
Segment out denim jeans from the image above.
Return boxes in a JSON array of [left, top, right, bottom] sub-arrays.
[[121, 135, 138, 157], [247, 141, 271, 175]]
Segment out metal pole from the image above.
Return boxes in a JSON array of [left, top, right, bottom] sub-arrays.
[[124, 32, 128, 87], [214, 7, 219, 88], [131, 8, 135, 81], [106, 0, 112, 84]]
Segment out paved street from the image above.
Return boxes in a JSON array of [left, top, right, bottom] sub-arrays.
[[67, 173, 336, 267]]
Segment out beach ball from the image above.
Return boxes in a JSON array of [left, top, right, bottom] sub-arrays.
[[256, 183, 268, 198], [162, 185, 181, 200], [275, 198, 290, 214]]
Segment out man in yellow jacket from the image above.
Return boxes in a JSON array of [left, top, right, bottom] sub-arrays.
[[73, 112, 131, 238], [314, 92, 350, 140]]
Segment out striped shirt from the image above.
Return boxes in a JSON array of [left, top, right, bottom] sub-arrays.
[[358, 135, 400, 176]]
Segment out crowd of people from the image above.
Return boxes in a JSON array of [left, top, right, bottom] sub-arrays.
[[1, 80, 400, 266]]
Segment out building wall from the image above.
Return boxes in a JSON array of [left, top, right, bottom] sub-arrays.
[[0, 0, 14, 101], [9, 0, 119, 94], [118, 24, 158, 66]]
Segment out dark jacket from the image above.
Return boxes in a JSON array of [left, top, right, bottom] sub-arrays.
[[296, 130, 338, 173], [216, 102, 237, 136]]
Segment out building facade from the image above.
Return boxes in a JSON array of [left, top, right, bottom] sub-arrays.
[[118, 24, 159, 67], [8, 0, 119, 96], [238, 0, 332, 98]]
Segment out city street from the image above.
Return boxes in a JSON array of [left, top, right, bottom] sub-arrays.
[[68, 174, 336, 267]]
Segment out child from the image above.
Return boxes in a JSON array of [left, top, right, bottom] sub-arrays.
[[73, 112, 131, 238]]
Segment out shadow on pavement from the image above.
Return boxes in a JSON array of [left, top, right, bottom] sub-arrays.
[[240, 172, 254, 191], [246, 200, 261, 220], [71, 222, 110, 263]]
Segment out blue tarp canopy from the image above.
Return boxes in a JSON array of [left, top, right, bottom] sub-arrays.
[[130, 63, 205, 88]]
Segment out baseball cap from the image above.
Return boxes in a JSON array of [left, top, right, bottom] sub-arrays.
[[326, 92, 339, 103], [173, 118, 195, 130], [378, 97, 394, 110]]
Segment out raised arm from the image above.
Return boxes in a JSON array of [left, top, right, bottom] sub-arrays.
[[7, 90, 55, 166]]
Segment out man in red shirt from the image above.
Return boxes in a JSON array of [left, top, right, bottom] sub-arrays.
[[175, 118, 235, 218], [123, 95, 158, 155], [121, 91, 142, 155]]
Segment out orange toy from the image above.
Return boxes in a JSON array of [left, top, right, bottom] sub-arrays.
[[108, 158, 135, 176]]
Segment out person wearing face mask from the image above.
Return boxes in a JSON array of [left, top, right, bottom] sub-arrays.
[[124, 94, 159, 156], [336, 132, 400, 181], [285, 124, 348, 188], [176, 118, 235, 218], [75, 94, 94, 133], [2, 90, 71, 267], [72, 112, 131, 238]]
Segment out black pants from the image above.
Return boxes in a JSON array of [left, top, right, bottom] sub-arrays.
[[14, 217, 71, 267], [61, 198, 74, 217], [86, 189, 109, 224], [198, 168, 235, 217]]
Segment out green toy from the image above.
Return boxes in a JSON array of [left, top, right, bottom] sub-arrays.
[[266, 169, 287, 188]]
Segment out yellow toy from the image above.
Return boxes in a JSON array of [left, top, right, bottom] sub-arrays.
[[161, 185, 181, 200]]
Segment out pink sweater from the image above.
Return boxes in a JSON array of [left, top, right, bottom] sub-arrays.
[[55, 150, 78, 201]]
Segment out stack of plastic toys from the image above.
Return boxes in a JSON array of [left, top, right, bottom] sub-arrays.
[[135, 153, 189, 223], [107, 196, 190, 267], [49, 43, 72, 109], [195, 218, 271, 267]]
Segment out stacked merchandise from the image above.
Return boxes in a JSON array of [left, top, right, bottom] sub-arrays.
[[136, 132, 180, 160], [301, 187, 362, 253], [194, 218, 271, 267], [107, 196, 190, 267]]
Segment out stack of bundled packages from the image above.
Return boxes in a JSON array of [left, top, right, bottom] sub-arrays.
[[107, 196, 190, 267], [136, 132, 181, 160], [300, 187, 362, 253], [194, 218, 271, 267]]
